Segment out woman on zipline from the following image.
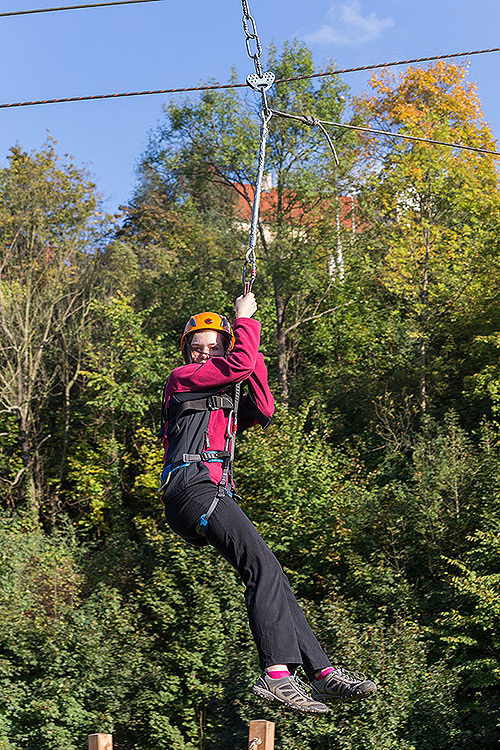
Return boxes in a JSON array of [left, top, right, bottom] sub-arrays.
[[159, 291, 376, 714]]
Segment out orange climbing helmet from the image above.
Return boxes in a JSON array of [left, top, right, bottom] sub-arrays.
[[180, 312, 235, 362]]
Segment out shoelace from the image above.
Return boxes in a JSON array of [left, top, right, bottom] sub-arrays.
[[330, 666, 367, 682], [290, 673, 314, 696]]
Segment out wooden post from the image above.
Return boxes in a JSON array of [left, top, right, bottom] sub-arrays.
[[248, 720, 275, 750], [88, 734, 113, 750]]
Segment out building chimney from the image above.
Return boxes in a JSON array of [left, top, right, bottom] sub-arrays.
[[261, 173, 273, 191]]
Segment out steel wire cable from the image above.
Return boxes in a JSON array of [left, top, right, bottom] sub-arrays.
[[0, 82, 245, 110], [1, 46, 500, 110], [273, 46, 500, 85], [0, 0, 160, 18], [243, 108, 272, 291], [270, 108, 500, 156]]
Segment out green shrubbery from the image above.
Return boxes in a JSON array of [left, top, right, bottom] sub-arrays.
[[1, 43, 500, 749]]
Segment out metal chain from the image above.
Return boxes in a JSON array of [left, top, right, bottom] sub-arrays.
[[241, 0, 263, 77], [248, 739, 262, 750], [240, 0, 275, 293]]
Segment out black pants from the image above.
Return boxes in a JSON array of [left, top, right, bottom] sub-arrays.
[[164, 482, 332, 677]]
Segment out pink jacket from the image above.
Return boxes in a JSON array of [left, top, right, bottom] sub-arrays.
[[161, 318, 274, 496]]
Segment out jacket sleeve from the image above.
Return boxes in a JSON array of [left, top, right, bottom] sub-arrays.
[[237, 353, 275, 431], [166, 318, 261, 395]]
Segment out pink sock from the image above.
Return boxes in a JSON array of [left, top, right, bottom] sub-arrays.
[[266, 669, 290, 679], [316, 667, 334, 680]]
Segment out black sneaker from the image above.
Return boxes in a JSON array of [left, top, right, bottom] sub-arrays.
[[311, 667, 377, 702], [252, 672, 329, 714]]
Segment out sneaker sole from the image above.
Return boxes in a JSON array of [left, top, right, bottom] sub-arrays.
[[312, 686, 377, 703], [252, 685, 329, 714]]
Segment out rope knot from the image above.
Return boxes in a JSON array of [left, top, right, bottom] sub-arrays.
[[302, 114, 320, 127]]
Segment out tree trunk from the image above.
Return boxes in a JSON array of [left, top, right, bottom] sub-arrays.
[[331, 191, 345, 280], [57, 383, 72, 498], [274, 287, 289, 406], [55, 360, 81, 506], [18, 411, 38, 526], [257, 219, 290, 405], [419, 226, 430, 420]]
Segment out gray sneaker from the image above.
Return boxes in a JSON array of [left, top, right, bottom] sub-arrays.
[[252, 672, 329, 714], [311, 667, 377, 702]]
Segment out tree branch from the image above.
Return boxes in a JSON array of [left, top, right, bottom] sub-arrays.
[[0, 467, 26, 488], [284, 300, 354, 335]]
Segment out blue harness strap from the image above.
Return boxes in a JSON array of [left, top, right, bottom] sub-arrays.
[[158, 461, 190, 492], [158, 450, 230, 492]]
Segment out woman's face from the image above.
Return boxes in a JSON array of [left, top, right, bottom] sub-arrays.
[[190, 330, 226, 363]]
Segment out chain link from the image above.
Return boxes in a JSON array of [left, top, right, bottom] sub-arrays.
[[241, 0, 263, 77], [240, 0, 275, 293]]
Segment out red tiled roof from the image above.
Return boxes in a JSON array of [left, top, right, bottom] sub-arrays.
[[233, 185, 360, 231]]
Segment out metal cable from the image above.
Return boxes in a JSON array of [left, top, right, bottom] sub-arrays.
[[0, 83, 244, 110], [1, 46, 500, 110], [273, 46, 500, 85], [243, 109, 272, 292], [270, 108, 500, 157], [317, 120, 339, 166], [0, 0, 160, 18]]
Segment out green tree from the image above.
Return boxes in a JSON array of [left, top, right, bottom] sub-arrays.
[[67, 294, 165, 532], [0, 141, 104, 522], [126, 40, 356, 405], [437, 524, 500, 744], [353, 61, 500, 419]]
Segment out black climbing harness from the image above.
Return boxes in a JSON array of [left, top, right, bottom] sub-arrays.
[[159, 381, 242, 543], [198, 380, 242, 535]]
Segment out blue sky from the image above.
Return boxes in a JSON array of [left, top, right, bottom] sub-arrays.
[[1, 0, 499, 211]]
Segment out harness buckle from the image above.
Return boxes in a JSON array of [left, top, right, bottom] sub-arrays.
[[181, 450, 231, 463], [208, 394, 233, 411], [201, 449, 231, 462], [200, 450, 216, 462]]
